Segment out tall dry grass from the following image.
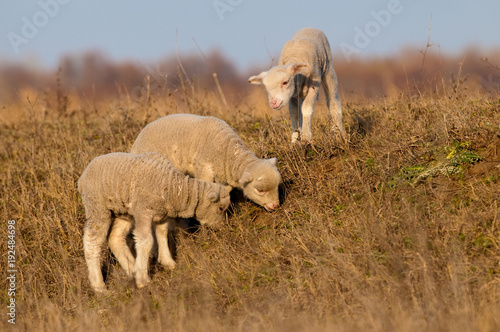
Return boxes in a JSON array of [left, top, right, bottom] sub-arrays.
[[0, 77, 499, 331]]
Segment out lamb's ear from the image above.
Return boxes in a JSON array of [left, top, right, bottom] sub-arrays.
[[207, 190, 220, 203], [286, 63, 307, 76], [238, 171, 253, 186], [248, 71, 267, 85], [267, 157, 277, 166], [224, 184, 233, 193]]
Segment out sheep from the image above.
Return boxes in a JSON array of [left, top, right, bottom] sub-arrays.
[[248, 27, 346, 144], [130, 114, 282, 211], [78, 152, 230, 292]]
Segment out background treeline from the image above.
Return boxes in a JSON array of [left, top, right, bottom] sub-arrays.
[[1, 47, 499, 104]]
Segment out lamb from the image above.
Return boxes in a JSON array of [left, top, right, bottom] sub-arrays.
[[78, 152, 230, 292], [130, 114, 282, 211], [248, 27, 346, 144]]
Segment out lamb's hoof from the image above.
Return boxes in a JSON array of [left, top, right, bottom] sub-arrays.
[[291, 132, 314, 147], [135, 275, 151, 289], [136, 281, 150, 289], [158, 258, 176, 270], [332, 127, 348, 145], [302, 140, 313, 147], [92, 286, 109, 295]]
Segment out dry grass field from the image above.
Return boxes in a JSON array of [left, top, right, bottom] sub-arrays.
[[1, 75, 499, 331]]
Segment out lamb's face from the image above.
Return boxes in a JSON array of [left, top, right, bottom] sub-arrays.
[[262, 67, 296, 110], [248, 63, 307, 110], [196, 184, 231, 226], [239, 158, 282, 211]]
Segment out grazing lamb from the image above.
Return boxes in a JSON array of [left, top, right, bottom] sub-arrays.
[[248, 27, 346, 144], [78, 152, 230, 292], [130, 114, 282, 211]]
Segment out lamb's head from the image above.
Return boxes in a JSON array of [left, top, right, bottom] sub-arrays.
[[195, 183, 231, 226], [238, 158, 282, 211], [248, 63, 307, 110]]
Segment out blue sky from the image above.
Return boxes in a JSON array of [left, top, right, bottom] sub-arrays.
[[1, 0, 499, 70]]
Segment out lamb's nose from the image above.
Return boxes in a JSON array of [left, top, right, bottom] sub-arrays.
[[270, 100, 281, 109], [265, 201, 280, 211]]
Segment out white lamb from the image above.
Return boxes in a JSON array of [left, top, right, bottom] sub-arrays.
[[248, 27, 346, 144], [78, 152, 230, 292], [130, 114, 282, 211]]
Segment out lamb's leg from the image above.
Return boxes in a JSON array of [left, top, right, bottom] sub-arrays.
[[322, 67, 346, 143], [83, 210, 112, 293], [108, 217, 135, 279], [132, 212, 154, 288], [289, 98, 301, 143], [300, 85, 320, 143], [155, 218, 176, 269]]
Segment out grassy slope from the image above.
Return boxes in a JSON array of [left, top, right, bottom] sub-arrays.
[[1, 88, 499, 331]]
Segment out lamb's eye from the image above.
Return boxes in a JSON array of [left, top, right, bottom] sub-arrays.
[[282, 80, 289, 86], [256, 188, 265, 194]]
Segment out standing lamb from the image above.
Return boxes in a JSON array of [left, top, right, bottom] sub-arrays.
[[130, 114, 282, 211], [78, 152, 230, 292], [248, 27, 346, 144]]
